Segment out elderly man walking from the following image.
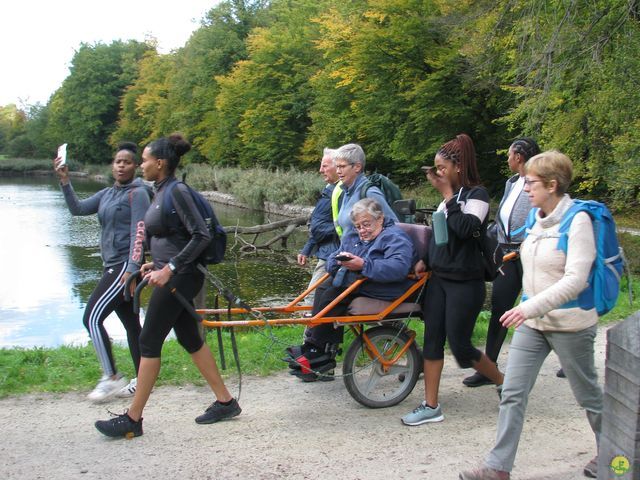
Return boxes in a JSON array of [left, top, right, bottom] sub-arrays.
[[298, 148, 343, 300]]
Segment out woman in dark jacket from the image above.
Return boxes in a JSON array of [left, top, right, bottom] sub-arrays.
[[401, 133, 504, 426], [95, 134, 240, 438], [463, 138, 540, 388], [54, 142, 150, 402], [286, 198, 416, 381]]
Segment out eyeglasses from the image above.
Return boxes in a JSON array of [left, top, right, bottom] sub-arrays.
[[354, 221, 375, 231], [335, 163, 354, 171], [524, 178, 544, 186]]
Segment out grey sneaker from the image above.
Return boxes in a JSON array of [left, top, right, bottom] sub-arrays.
[[195, 398, 241, 425], [583, 456, 597, 478], [459, 466, 510, 480], [401, 401, 444, 426]]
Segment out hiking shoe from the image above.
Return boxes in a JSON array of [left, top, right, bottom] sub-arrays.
[[195, 398, 241, 425], [87, 375, 127, 402], [401, 401, 444, 426], [463, 372, 493, 387], [583, 456, 597, 478], [459, 466, 510, 480], [95, 411, 143, 439], [289, 362, 336, 382], [116, 377, 137, 397]]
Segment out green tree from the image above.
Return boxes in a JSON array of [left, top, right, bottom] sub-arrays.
[[209, 0, 328, 168], [0, 104, 26, 155], [171, 0, 268, 161], [111, 50, 176, 147], [469, 0, 640, 205], [45, 40, 152, 164]]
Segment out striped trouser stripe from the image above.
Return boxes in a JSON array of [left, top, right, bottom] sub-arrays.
[[86, 263, 127, 376]]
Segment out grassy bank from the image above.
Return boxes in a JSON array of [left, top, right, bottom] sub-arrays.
[[1, 276, 637, 398]]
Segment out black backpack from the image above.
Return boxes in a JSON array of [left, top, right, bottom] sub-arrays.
[[162, 179, 227, 265], [475, 221, 505, 281]]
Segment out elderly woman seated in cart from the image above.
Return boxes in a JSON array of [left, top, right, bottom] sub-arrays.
[[285, 197, 418, 381]]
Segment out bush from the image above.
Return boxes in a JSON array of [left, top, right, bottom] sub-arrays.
[[0, 157, 53, 171], [619, 232, 640, 275], [182, 164, 323, 208]]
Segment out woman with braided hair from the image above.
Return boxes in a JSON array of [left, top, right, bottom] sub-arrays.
[[402, 133, 504, 426], [463, 138, 541, 388]]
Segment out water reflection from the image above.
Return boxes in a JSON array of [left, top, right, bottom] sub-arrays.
[[0, 176, 309, 348]]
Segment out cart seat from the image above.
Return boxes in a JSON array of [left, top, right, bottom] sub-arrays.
[[347, 296, 422, 317]]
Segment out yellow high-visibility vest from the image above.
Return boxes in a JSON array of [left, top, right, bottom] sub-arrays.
[[331, 181, 344, 237]]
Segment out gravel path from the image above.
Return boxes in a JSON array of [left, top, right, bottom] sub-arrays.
[[0, 327, 609, 480]]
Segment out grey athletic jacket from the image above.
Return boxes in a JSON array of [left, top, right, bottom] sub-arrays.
[[495, 174, 532, 247], [61, 177, 151, 273]]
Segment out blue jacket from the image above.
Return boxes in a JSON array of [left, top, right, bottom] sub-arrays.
[[336, 174, 398, 237], [300, 183, 341, 261], [325, 224, 417, 300], [61, 177, 151, 273]]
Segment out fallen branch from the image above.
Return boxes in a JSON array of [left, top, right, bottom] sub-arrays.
[[226, 215, 310, 253], [224, 215, 308, 234]]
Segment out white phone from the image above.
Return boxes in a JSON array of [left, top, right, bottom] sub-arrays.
[[57, 143, 68, 167]]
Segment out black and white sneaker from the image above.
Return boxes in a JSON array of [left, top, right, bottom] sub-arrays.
[[195, 398, 241, 425], [95, 411, 143, 439]]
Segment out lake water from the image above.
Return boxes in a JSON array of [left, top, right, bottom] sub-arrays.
[[0, 176, 309, 348]]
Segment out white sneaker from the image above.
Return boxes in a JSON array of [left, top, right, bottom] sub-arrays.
[[87, 375, 127, 402], [116, 377, 137, 398]]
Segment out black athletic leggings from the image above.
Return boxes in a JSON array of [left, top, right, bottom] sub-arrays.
[[139, 271, 204, 358], [422, 274, 485, 368], [83, 262, 141, 377], [486, 256, 523, 363]]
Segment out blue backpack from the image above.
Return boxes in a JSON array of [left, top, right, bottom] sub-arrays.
[[162, 179, 227, 265], [525, 200, 623, 316]]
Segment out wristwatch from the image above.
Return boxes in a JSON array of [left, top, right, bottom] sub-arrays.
[[168, 261, 177, 274]]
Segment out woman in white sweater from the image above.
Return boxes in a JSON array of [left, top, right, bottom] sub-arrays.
[[459, 151, 602, 480]]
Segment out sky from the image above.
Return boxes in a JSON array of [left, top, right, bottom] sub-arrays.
[[0, 0, 220, 108]]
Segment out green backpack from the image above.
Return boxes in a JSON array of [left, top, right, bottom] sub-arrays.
[[359, 173, 405, 221]]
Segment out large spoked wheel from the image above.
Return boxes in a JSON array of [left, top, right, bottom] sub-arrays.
[[342, 326, 420, 408]]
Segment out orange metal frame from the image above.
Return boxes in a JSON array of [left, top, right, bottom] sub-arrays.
[[348, 323, 417, 373], [199, 272, 428, 369], [198, 272, 428, 329]]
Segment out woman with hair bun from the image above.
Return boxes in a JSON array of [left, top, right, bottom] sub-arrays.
[[95, 134, 241, 438], [401, 133, 504, 426], [54, 141, 150, 402], [463, 138, 541, 388]]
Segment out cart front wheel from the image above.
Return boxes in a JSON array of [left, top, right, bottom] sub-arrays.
[[342, 326, 420, 408]]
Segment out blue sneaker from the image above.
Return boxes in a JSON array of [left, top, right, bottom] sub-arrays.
[[401, 401, 444, 426]]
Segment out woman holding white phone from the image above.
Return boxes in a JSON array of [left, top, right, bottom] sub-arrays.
[[54, 142, 150, 402]]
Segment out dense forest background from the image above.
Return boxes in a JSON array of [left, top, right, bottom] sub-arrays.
[[1, 0, 639, 205]]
